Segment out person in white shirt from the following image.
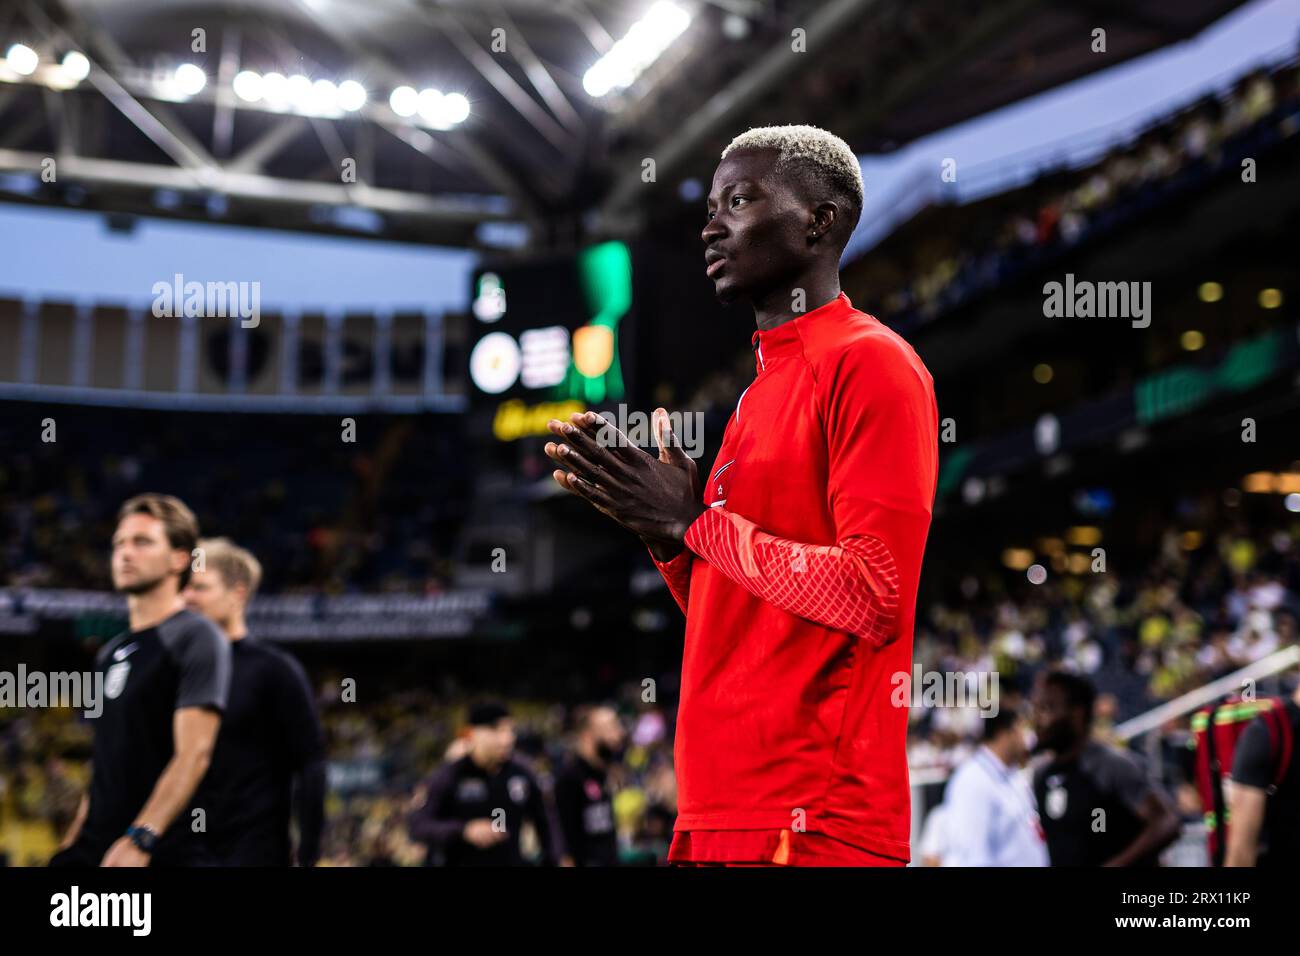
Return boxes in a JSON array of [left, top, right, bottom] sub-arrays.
[[941, 707, 1049, 867]]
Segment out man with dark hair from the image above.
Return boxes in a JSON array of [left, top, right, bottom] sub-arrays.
[[941, 706, 1047, 866], [555, 704, 625, 866], [1031, 670, 1181, 866], [183, 537, 326, 866], [407, 702, 567, 866], [51, 493, 229, 867], [545, 124, 938, 866]]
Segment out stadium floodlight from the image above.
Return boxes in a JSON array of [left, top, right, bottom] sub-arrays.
[[309, 78, 338, 115], [261, 71, 288, 107], [233, 69, 264, 102], [286, 73, 313, 112], [174, 63, 207, 96], [417, 87, 448, 128], [337, 80, 367, 112], [389, 85, 418, 117], [583, 1, 691, 98], [61, 51, 90, 83], [6, 43, 39, 76], [442, 92, 470, 124]]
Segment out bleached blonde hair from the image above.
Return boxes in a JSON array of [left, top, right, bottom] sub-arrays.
[[721, 124, 864, 229]]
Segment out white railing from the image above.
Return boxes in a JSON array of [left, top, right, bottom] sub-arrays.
[[1114, 644, 1300, 741]]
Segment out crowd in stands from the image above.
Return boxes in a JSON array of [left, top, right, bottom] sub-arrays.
[[0, 403, 469, 595], [859, 61, 1300, 333]]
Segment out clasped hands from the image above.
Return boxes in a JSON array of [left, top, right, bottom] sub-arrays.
[[545, 408, 704, 562]]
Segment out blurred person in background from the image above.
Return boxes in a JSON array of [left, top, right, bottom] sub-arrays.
[[555, 704, 625, 866], [183, 538, 325, 866], [1031, 671, 1181, 866], [407, 702, 568, 866], [1226, 677, 1300, 867], [51, 494, 229, 868], [941, 707, 1047, 866]]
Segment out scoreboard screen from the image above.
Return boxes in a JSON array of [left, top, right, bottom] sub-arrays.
[[468, 242, 631, 441]]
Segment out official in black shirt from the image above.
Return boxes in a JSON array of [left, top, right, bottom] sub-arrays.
[[1227, 681, 1300, 867], [408, 702, 567, 866], [555, 703, 625, 866], [51, 494, 229, 867], [184, 538, 326, 866], [1030, 669, 1181, 866]]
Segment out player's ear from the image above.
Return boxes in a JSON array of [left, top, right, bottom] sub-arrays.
[[811, 201, 838, 240]]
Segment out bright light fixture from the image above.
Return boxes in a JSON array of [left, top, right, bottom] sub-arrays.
[[261, 71, 288, 106], [583, 2, 691, 97], [61, 51, 90, 82], [6, 43, 39, 76], [233, 69, 263, 102], [174, 63, 207, 96], [337, 79, 366, 112]]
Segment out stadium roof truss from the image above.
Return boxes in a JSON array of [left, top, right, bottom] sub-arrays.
[[0, 0, 1252, 248], [0, 0, 643, 244]]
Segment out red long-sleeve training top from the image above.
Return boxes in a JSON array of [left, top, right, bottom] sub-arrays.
[[653, 291, 938, 864]]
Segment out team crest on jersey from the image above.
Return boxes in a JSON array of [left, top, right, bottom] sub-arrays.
[[508, 775, 530, 804], [710, 459, 735, 507], [1044, 776, 1068, 819], [105, 661, 131, 699]]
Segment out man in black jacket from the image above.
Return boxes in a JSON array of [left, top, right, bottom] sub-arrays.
[[1031, 670, 1181, 866], [183, 537, 325, 866], [408, 702, 567, 866], [555, 704, 625, 866]]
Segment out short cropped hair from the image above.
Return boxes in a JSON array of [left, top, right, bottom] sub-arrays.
[[570, 702, 617, 735], [981, 707, 1022, 741], [721, 124, 864, 234], [117, 493, 200, 588], [467, 700, 511, 727], [197, 536, 263, 599], [1044, 670, 1097, 722]]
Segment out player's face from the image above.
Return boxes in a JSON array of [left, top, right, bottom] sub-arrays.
[[1030, 684, 1074, 752], [472, 718, 516, 763], [1006, 718, 1033, 765], [111, 513, 182, 595], [702, 148, 811, 305], [592, 708, 626, 757], [492, 718, 517, 760], [182, 570, 241, 629]]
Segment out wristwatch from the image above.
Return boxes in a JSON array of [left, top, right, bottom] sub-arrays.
[[125, 824, 159, 854]]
